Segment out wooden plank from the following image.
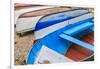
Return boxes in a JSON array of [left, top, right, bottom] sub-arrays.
[[59, 34, 94, 51]]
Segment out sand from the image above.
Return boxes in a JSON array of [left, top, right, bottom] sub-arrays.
[[14, 30, 34, 65]]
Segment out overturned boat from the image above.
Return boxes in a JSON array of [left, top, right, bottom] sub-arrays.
[[15, 4, 90, 36], [15, 4, 71, 35]]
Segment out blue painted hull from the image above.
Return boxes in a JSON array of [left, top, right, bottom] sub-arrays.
[[26, 16, 94, 64]]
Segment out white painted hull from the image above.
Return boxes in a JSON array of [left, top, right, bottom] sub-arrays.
[[15, 9, 90, 34]]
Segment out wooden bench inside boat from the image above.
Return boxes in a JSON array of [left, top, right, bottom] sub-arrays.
[[59, 21, 94, 51], [59, 21, 94, 61], [63, 22, 93, 35]]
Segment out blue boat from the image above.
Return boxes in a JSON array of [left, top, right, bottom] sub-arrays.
[[26, 9, 94, 64]]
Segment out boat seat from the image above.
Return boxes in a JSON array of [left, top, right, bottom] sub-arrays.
[[63, 22, 93, 35], [59, 34, 94, 51], [59, 21, 94, 52]]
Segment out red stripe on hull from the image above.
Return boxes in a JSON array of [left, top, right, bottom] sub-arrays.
[[34, 39, 40, 44]]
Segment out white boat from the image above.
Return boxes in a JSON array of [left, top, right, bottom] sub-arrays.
[[15, 5, 89, 36], [15, 6, 72, 36]]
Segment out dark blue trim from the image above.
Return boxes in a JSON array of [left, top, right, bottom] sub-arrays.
[[34, 10, 89, 31], [35, 17, 73, 30]]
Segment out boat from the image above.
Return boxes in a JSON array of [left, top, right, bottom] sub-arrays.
[[26, 9, 94, 64], [15, 3, 90, 36], [15, 4, 72, 36]]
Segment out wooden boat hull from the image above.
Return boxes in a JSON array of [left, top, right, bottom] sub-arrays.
[[15, 8, 89, 34], [26, 16, 94, 64]]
